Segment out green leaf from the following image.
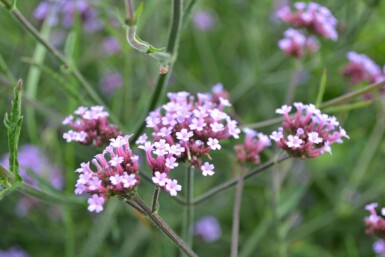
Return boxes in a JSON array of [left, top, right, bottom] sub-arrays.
[[0, 165, 20, 200], [134, 2, 144, 24], [4, 80, 23, 182], [315, 69, 327, 108], [64, 31, 78, 68]]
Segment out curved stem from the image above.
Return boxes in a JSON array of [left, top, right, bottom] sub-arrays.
[[192, 153, 290, 205], [130, 0, 183, 144], [230, 173, 244, 257], [132, 196, 198, 257]]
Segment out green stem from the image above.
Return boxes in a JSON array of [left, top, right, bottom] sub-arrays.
[[151, 186, 161, 213], [192, 154, 290, 205], [182, 166, 194, 251], [243, 79, 385, 130], [231, 173, 244, 257], [132, 196, 198, 257], [130, 0, 183, 144], [62, 208, 75, 257]]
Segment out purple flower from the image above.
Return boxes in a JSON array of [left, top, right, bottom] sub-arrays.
[[100, 72, 123, 94], [194, 216, 221, 242], [278, 28, 319, 58], [102, 37, 121, 56], [0, 247, 29, 257], [192, 10, 215, 31]]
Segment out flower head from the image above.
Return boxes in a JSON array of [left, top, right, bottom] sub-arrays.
[[270, 103, 348, 158], [63, 106, 122, 147], [278, 28, 319, 58], [136, 86, 239, 195], [234, 128, 270, 165], [276, 2, 338, 41], [194, 216, 221, 242], [74, 135, 140, 213]]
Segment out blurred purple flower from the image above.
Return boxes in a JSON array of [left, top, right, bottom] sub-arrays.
[[192, 10, 215, 31], [0, 145, 64, 216], [374, 240, 385, 254], [194, 216, 221, 242], [102, 37, 121, 56], [0, 247, 29, 257], [100, 72, 123, 94]]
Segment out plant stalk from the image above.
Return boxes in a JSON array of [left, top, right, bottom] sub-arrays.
[[230, 173, 244, 257]]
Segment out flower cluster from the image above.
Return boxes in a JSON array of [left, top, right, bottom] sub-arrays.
[[270, 103, 349, 158], [234, 128, 271, 165], [0, 247, 29, 257], [342, 51, 385, 85], [192, 10, 216, 31], [374, 240, 385, 257], [278, 28, 319, 58], [0, 145, 63, 216], [194, 216, 222, 243], [63, 106, 122, 147], [136, 89, 240, 196], [276, 2, 338, 41], [365, 203, 385, 240], [74, 135, 140, 213], [34, 0, 102, 32]]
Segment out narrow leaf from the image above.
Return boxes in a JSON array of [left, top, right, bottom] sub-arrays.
[[315, 69, 327, 108]]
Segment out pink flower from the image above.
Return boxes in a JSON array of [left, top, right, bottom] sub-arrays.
[[235, 129, 270, 165], [165, 179, 182, 196], [270, 103, 348, 158], [88, 195, 105, 213], [201, 162, 215, 176], [152, 171, 169, 187]]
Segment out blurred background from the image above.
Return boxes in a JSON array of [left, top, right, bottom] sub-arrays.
[[1, 0, 385, 256]]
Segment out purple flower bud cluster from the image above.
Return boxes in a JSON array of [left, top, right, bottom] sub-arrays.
[[234, 128, 271, 165], [278, 28, 319, 58], [342, 52, 385, 85], [136, 89, 240, 196], [365, 203, 385, 240], [270, 103, 349, 158], [74, 135, 140, 213], [276, 2, 338, 41], [194, 216, 221, 243], [0, 145, 63, 216], [63, 106, 122, 147], [34, 0, 102, 32]]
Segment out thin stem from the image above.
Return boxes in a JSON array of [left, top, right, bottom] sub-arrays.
[[182, 166, 194, 250], [230, 173, 244, 257], [124, 0, 135, 25], [130, 0, 183, 144], [132, 196, 198, 257], [320, 79, 385, 109], [151, 186, 161, 213], [192, 153, 290, 205], [243, 79, 385, 130]]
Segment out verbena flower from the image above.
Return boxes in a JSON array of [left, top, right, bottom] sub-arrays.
[[234, 128, 271, 165], [63, 106, 122, 147], [276, 2, 338, 41], [194, 216, 221, 243], [365, 203, 385, 240], [102, 37, 121, 56], [74, 135, 139, 213], [270, 103, 349, 158], [278, 28, 319, 58], [136, 89, 240, 196], [34, 0, 102, 32], [342, 51, 385, 85], [192, 10, 215, 31]]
